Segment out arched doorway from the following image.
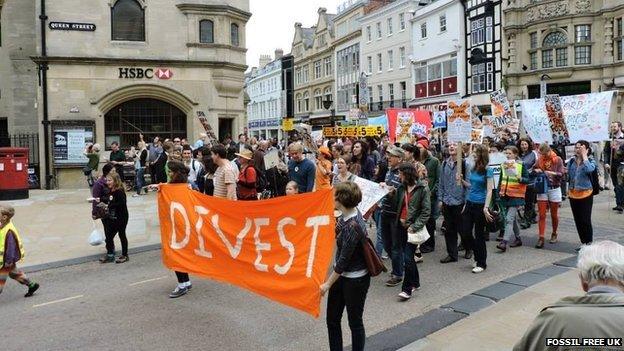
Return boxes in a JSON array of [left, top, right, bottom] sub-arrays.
[[104, 98, 186, 148]]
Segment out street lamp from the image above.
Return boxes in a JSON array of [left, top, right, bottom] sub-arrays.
[[323, 96, 336, 126]]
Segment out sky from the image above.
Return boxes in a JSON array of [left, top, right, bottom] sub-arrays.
[[246, 0, 340, 69]]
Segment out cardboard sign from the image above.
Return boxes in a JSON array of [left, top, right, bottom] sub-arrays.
[[519, 98, 552, 144], [490, 89, 519, 133], [158, 185, 336, 317], [322, 125, 385, 138], [561, 91, 614, 143], [352, 176, 389, 215], [446, 99, 472, 143], [544, 95, 570, 145]]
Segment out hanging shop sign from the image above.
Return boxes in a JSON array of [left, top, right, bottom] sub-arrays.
[[49, 22, 96, 32]]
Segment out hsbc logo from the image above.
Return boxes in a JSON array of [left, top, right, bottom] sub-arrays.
[[155, 68, 173, 80], [118, 67, 174, 80]]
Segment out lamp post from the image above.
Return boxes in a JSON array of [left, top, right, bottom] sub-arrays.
[[323, 96, 335, 126]]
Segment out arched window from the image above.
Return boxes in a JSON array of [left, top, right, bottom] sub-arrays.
[[231, 23, 239, 47], [200, 20, 214, 44], [314, 89, 322, 110], [324, 87, 332, 104], [296, 93, 302, 113], [542, 31, 568, 68], [303, 91, 309, 112], [111, 0, 145, 41]]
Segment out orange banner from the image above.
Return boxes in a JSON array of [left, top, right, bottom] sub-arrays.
[[158, 184, 336, 317]]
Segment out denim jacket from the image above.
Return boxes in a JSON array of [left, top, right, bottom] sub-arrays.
[[567, 156, 596, 191]]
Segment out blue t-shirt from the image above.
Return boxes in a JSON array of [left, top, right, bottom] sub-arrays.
[[466, 168, 493, 204]]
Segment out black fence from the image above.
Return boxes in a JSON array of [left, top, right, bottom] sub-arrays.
[[0, 133, 41, 189]]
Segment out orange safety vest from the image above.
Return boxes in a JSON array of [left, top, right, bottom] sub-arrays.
[[499, 162, 527, 199]]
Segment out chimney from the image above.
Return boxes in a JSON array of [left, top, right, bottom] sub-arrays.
[[275, 49, 284, 60], [295, 22, 302, 28], [259, 54, 272, 68]]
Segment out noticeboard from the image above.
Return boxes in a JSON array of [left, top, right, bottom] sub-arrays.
[[51, 120, 95, 167]]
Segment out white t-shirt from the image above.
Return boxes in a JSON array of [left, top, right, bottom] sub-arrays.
[[185, 159, 203, 184]]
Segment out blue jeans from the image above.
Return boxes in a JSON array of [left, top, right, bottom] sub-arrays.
[[373, 209, 384, 256], [135, 168, 145, 194], [380, 212, 403, 278]]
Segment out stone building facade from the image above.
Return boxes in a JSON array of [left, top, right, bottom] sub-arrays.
[[0, 0, 250, 188], [504, 0, 624, 122], [291, 8, 336, 129], [245, 50, 284, 140]]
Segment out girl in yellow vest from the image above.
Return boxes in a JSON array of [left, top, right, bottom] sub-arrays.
[[0, 205, 39, 297], [496, 146, 530, 252]]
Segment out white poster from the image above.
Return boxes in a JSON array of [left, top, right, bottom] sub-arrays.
[[561, 91, 614, 143], [446, 99, 473, 143], [352, 176, 389, 215], [519, 99, 552, 144]]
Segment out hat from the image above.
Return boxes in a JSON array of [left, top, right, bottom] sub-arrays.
[[417, 138, 430, 149], [235, 149, 253, 160], [318, 146, 332, 158], [387, 146, 404, 158]]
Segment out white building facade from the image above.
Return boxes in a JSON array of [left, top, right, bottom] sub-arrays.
[[246, 57, 283, 140], [409, 0, 466, 111], [360, 0, 418, 115]]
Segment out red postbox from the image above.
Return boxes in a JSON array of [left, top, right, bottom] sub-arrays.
[[0, 147, 30, 200]]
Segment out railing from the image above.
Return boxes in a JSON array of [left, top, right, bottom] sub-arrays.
[[0, 133, 40, 165]]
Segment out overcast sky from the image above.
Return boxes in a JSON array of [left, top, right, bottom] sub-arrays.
[[246, 0, 340, 69]]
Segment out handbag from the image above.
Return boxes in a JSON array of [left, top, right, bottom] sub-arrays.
[[486, 189, 505, 233], [407, 226, 430, 245], [351, 222, 387, 277]]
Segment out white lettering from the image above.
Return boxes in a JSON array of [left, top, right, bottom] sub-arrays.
[[305, 216, 331, 278], [274, 218, 296, 275], [253, 218, 271, 272], [193, 206, 212, 258], [170, 202, 191, 249], [211, 214, 252, 259]]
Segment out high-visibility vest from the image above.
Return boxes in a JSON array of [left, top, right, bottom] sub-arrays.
[[0, 222, 25, 267], [499, 162, 527, 199]]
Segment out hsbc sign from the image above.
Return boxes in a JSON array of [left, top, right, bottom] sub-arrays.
[[118, 67, 174, 80]]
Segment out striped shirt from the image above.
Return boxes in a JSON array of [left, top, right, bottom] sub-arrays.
[[213, 162, 238, 199]]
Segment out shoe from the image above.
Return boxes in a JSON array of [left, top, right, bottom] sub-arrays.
[[458, 244, 465, 251], [398, 291, 412, 300], [497, 242, 507, 252], [169, 286, 188, 298], [115, 255, 129, 263], [472, 266, 485, 274], [612, 206, 623, 212], [132, 194, 140, 198], [420, 246, 434, 254], [414, 252, 424, 263], [464, 250, 473, 260], [440, 256, 457, 263], [99, 254, 114, 263], [509, 239, 523, 248], [25, 282, 39, 297], [186, 283, 192, 291], [381, 254, 389, 260], [496, 234, 503, 242], [520, 222, 530, 230], [549, 233, 558, 244], [535, 238, 544, 249], [385, 277, 403, 287]]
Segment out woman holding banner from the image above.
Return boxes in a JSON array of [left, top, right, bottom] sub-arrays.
[[533, 143, 565, 248], [320, 181, 370, 351], [567, 140, 597, 248]]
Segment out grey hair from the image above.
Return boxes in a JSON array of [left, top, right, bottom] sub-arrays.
[[577, 241, 624, 285]]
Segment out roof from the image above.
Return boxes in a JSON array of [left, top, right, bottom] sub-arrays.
[[302, 27, 316, 48]]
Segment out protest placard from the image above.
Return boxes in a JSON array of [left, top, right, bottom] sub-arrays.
[[490, 89, 519, 133], [352, 176, 389, 215], [446, 99, 472, 143], [519, 98, 552, 144], [470, 129, 484, 144], [386, 109, 432, 143], [561, 91, 614, 143], [158, 185, 335, 317], [264, 149, 280, 170], [433, 111, 447, 128], [482, 115, 495, 138], [544, 95, 570, 145]]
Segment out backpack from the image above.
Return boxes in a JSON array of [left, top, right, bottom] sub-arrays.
[[255, 167, 268, 193]]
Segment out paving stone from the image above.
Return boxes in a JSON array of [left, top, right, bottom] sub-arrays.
[[530, 265, 572, 277], [554, 256, 578, 268], [441, 295, 495, 314], [472, 282, 526, 302], [502, 272, 552, 287]]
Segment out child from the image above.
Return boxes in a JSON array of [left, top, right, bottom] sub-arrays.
[[285, 181, 299, 196], [0, 205, 39, 297]]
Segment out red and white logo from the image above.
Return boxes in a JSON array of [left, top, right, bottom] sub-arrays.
[[155, 68, 173, 80]]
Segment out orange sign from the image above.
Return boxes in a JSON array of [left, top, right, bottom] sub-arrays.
[[158, 184, 336, 317]]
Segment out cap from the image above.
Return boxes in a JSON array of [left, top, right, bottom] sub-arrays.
[[387, 146, 405, 158], [318, 146, 332, 158], [417, 138, 430, 149]]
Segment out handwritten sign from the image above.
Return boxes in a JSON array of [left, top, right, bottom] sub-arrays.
[[352, 176, 389, 215], [519, 98, 552, 144], [470, 129, 484, 144], [561, 91, 614, 143], [544, 95, 570, 145], [447, 99, 472, 143], [490, 89, 519, 133]]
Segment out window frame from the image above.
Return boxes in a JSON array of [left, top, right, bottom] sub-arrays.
[[314, 60, 322, 80], [377, 53, 383, 73], [367, 56, 373, 74], [387, 50, 394, 71], [387, 17, 394, 36], [199, 19, 214, 44], [324, 57, 332, 77], [376, 22, 382, 39], [574, 45, 591, 65], [366, 26, 372, 42], [420, 23, 427, 39], [111, 0, 146, 42], [439, 15, 447, 33], [399, 13, 406, 31], [231, 23, 240, 47], [399, 47, 406, 68]]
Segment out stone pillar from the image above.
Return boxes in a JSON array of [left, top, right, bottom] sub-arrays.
[[604, 15, 615, 64]]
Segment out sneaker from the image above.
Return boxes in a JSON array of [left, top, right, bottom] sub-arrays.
[[612, 206, 623, 212], [398, 291, 412, 301], [169, 286, 188, 298], [381, 254, 389, 260], [99, 254, 114, 263], [132, 194, 141, 198], [440, 256, 458, 264], [115, 255, 129, 263], [25, 282, 39, 297], [472, 266, 485, 274], [509, 239, 523, 248], [186, 283, 192, 291], [414, 252, 424, 263], [549, 233, 558, 244], [385, 277, 403, 287], [497, 242, 507, 252]]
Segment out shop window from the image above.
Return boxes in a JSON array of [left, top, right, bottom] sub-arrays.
[[111, 0, 145, 42]]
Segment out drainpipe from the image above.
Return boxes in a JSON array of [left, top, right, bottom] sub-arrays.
[[39, 0, 52, 189]]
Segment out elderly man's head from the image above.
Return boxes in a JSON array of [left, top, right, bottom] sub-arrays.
[[578, 241, 624, 292]]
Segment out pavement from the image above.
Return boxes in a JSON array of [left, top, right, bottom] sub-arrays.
[[0, 188, 622, 350]]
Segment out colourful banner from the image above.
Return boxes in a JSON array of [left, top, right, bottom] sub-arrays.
[[519, 98, 552, 145], [322, 125, 386, 138], [368, 115, 389, 133], [490, 89, 519, 133], [544, 95, 570, 145], [387, 109, 432, 144], [433, 111, 447, 129], [446, 99, 472, 143], [561, 91, 614, 143], [158, 185, 336, 317]]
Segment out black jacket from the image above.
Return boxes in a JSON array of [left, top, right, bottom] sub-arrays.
[[333, 211, 368, 275]]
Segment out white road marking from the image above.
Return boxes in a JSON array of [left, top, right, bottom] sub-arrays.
[[129, 276, 167, 286], [33, 295, 84, 308]]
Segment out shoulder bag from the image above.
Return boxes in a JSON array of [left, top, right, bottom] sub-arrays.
[[350, 221, 387, 277]]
